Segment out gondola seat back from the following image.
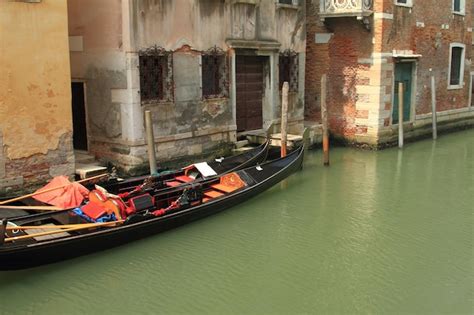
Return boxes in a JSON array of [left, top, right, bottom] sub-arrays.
[[128, 194, 154, 212], [210, 172, 247, 194]]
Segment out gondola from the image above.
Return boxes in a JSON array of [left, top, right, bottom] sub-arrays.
[[0, 145, 304, 270], [0, 141, 270, 218], [95, 140, 271, 195]]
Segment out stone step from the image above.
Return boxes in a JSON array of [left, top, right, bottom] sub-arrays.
[[75, 164, 108, 180], [246, 132, 302, 147], [235, 140, 249, 149], [268, 133, 303, 148], [232, 146, 256, 154]]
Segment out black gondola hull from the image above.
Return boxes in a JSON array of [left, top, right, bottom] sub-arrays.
[[0, 147, 303, 270]]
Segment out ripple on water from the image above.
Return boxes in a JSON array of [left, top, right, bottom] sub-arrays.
[[0, 131, 473, 314]]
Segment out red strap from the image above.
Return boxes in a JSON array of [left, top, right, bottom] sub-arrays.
[[152, 200, 179, 217]]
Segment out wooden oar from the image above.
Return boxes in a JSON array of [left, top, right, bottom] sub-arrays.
[[0, 205, 65, 211], [6, 221, 122, 230], [0, 173, 108, 206], [4, 220, 124, 243]]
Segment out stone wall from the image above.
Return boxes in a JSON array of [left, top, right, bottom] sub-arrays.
[[0, 0, 74, 194], [69, 0, 307, 172]]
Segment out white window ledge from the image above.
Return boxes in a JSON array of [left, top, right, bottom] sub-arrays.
[[276, 3, 299, 10], [395, 3, 413, 8]]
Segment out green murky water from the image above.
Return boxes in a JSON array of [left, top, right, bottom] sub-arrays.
[[0, 130, 473, 314]]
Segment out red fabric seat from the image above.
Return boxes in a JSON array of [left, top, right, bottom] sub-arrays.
[[81, 202, 107, 220], [204, 190, 224, 199], [166, 181, 181, 187], [175, 175, 194, 183]]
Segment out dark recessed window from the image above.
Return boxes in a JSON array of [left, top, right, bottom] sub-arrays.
[[449, 46, 464, 86], [279, 0, 297, 4], [453, 0, 461, 12], [279, 51, 299, 92], [202, 47, 229, 99], [139, 46, 174, 103], [453, 0, 465, 13]]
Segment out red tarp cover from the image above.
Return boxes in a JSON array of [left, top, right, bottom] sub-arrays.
[[32, 176, 90, 209]]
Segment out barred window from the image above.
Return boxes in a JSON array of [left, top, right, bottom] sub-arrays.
[[139, 46, 174, 103], [279, 50, 299, 92], [202, 46, 229, 99]]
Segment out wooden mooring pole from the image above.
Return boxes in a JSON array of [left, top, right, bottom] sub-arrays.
[[144, 110, 158, 175], [281, 82, 289, 157], [430, 72, 438, 140], [398, 82, 404, 149], [321, 74, 329, 166]]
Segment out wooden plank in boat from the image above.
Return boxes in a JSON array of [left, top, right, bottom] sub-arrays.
[[204, 190, 224, 199], [24, 224, 70, 241], [211, 184, 238, 193]]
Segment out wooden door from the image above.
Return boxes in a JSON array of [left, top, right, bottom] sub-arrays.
[[393, 62, 413, 124], [71, 82, 88, 151], [236, 56, 264, 132]]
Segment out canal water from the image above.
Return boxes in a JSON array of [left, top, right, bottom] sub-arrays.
[[0, 130, 472, 314]]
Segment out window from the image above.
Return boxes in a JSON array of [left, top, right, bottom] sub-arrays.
[[201, 47, 229, 99], [448, 43, 465, 89], [395, 0, 413, 7], [279, 50, 299, 92], [139, 46, 174, 103], [453, 0, 465, 14], [278, 0, 298, 4]]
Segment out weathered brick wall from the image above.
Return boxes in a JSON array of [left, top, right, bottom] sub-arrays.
[[1, 134, 74, 195], [306, 0, 473, 146], [305, 0, 327, 123], [381, 1, 472, 115], [306, 0, 375, 142]]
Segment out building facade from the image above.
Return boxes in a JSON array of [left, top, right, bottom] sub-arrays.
[[0, 0, 74, 195], [306, 0, 474, 147], [68, 0, 306, 173]]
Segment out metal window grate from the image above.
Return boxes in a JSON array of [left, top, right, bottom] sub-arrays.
[[139, 45, 174, 104], [279, 50, 299, 92], [202, 46, 229, 99]]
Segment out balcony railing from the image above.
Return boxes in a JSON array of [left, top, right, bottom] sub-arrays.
[[319, 0, 373, 20]]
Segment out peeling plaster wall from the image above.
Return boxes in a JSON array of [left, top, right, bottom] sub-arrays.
[[0, 0, 73, 193], [68, 0, 306, 172], [68, 0, 126, 145], [130, 0, 306, 131]]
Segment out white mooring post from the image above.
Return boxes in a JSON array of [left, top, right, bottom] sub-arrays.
[[144, 110, 158, 175], [281, 82, 289, 157], [398, 82, 404, 149], [321, 74, 329, 166], [430, 72, 438, 140]]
